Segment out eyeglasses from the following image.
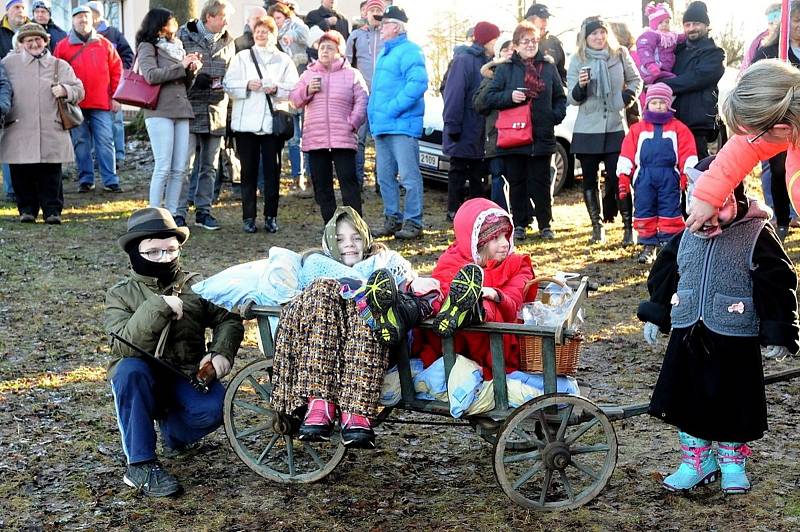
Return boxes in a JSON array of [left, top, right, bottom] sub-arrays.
[[747, 127, 771, 144], [518, 38, 540, 46], [139, 247, 181, 261]]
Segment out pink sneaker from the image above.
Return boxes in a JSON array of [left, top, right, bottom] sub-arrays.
[[298, 398, 336, 441], [341, 412, 375, 449]]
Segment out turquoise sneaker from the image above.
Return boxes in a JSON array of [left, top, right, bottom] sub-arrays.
[[663, 431, 720, 492], [718, 442, 752, 494]]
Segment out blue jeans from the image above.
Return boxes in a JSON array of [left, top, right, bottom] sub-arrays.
[[113, 109, 125, 161], [374, 134, 424, 227], [145, 117, 190, 215], [177, 133, 222, 218], [110, 357, 225, 464], [356, 118, 373, 185], [288, 111, 304, 178], [2, 163, 13, 198], [71, 109, 119, 187]]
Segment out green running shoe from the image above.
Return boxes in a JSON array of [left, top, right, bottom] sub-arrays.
[[364, 269, 401, 346], [433, 264, 484, 338]]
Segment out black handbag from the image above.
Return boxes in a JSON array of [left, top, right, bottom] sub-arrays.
[[249, 48, 294, 142]]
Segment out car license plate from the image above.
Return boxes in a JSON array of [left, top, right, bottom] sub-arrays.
[[419, 152, 439, 168]]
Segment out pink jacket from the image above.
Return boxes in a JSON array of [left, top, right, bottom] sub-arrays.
[[289, 58, 368, 151], [692, 134, 800, 211], [635, 30, 685, 85]]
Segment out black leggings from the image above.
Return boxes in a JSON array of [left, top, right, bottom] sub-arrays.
[[308, 148, 362, 223], [577, 152, 620, 222], [9, 163, 63, 218], [502, 153, 552, 230], [769, 151, 791, 227], [238, 132, 281, 219]]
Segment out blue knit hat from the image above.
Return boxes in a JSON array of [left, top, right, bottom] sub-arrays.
[[5, 0, 24, 10]]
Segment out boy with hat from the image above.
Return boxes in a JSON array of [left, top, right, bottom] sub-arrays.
[[617, 82, 698, 263], [104, 207, 244, 497]]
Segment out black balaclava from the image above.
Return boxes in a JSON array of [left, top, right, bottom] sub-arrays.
[[126, 233, 181, 284]]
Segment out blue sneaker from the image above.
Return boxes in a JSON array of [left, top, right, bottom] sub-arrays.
[[718, 442, 752, 494], [195, 213, 220, 231], [663, 431, 720, 492]]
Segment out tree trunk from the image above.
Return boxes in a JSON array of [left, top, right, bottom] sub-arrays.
[[149, 0, 199, 24]]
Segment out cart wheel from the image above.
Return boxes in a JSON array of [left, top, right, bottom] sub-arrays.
[[493, 393, 617, 511], [223, 358, 346, 483], [468, 417, 539, 451]]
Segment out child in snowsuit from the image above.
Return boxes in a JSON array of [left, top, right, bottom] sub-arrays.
[[638, 156, 799, 495], [636, 2, 685, 85], [617, 82, 697, 263]]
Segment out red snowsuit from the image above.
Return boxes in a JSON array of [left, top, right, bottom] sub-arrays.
[[692, 134, 800, 212], [617, 114, 697, 244], [413, 198, 534, 379]]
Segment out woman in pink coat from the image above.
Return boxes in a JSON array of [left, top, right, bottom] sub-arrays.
[[290, 31, 368, 223]]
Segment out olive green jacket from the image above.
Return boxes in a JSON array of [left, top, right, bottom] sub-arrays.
[[104, 269, 244, 377]]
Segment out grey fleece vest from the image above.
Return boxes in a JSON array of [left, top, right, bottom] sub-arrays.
[[671, 217, 767, 336]]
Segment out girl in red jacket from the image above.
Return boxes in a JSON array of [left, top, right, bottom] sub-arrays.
[[686, 59, 800, 238], [365, 198, 534, 379]]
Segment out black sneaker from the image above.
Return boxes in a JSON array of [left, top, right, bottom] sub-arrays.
[[78, 183, 95, 193], [513, 226, 527, 241], [123, 462, 182, 497], [433, 264, 484, 338], [173, 215, 187, 228], [161, 440, 204, 459], [394, 221, 422, 240], [264, 216, 279, 233], [364, 269, 401, 346], [195, 213, 220, 230], [242, 218, 257, 233], [45, 214, 62, 225], [103, 184, 123, 193], [539, 228, 555, 239]]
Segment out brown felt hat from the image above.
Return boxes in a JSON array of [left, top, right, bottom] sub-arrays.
[[16, 23, 49, 43], [117, 207, 189, 251]]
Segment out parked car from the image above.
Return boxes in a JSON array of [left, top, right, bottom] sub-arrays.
[[418, 92, 576, 195]]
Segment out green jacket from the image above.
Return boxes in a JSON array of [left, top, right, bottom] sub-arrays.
[[104, 269, 244, 378]]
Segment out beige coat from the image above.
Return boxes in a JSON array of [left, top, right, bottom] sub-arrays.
[[137, 42, 194, 120], [0, 50, 84, 164]]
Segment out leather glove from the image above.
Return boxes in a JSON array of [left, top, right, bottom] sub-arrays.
[[622, 89, 636, 108], [643, 322, 660, 345], [618, 175, 631, 200], [764, 345, 791, 360], [193, 72, 212, 90]]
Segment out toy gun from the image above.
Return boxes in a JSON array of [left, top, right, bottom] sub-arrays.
[[110, 332, 215, 393]]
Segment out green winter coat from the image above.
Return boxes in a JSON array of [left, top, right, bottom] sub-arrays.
[[104, 269, 244, 378]]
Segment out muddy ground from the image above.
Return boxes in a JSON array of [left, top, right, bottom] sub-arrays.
[[0, 143, 799, 531]]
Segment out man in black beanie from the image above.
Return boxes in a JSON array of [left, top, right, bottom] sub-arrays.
[[662, 1, 725, 159]]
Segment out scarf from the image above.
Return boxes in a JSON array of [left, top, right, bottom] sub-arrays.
[[521, 56, 545, 99], [156, 36, 186, 61], [584, 47, 612, 101], [127, 248, 180, 284], [321, 206, 373, 263], [643, 109, 673, 124], [197, 20, 221, 44]]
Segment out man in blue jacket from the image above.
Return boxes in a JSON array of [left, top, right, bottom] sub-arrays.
[[442, 21, 499, 221], [367, 6, 428, 239]]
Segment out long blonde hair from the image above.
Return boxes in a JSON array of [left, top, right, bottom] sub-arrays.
[[723, 59, 800, 145], [575, 16, 621, 62]]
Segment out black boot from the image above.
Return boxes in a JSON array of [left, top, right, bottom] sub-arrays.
[[619, 196, 635, 246], [583, 188, 604, 244]]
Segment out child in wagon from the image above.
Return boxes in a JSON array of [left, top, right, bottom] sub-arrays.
[[638, 156, 799, 494]]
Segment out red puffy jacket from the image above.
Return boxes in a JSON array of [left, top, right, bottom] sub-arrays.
[[54, 32, 121, 111], [412, 198, 534, 379]]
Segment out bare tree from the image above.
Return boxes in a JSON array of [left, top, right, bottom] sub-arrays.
[[426, 11, 471, 95], [715, 20, 745, 67], [149, 0, 199, 23]]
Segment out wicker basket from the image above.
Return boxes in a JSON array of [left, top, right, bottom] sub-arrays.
[[518, 276, 582, 375]]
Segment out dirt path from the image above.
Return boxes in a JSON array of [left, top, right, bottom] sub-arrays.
[[0, 159, 798, 530]]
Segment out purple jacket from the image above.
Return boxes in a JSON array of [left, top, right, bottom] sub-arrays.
[[289, 57, 368, 152], [635, 30, 685, 85]]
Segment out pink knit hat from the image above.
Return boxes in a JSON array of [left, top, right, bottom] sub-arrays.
[[645, 82, 675, 111], [646, 2, 672, 30], [364, 0, 385, 12]]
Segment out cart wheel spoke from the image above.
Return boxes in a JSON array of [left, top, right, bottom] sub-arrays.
[[285, 436, 296, 477], [512, 426, 545, 447], [535, 410, 553, 442], [564, 417, 599, 446], [512, 462, 543, 490], [503, 449, 542, 464], [556, 404, 574, 441], [233, 399, 274, 417], [302, 442, 327, 470], [559, 470, 576, 502], [257, 433, 281, 464], [570, 444, 610, 455], [570, 458, 600, 481], [235, 422, 273, 439], [246, 375, 272, 402], [539, 469, 553, 506]]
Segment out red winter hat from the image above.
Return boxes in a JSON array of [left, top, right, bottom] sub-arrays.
[[364, 0, 385, 12], [473, 21, 501, 46], [477, 213, 512, 250]]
